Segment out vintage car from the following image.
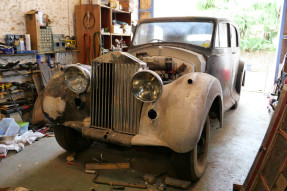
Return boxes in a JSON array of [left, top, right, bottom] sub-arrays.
[[41, 17, 245, 181]]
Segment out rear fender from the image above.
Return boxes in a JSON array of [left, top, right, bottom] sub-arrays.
[[132, 72, 223, 153], [236, 59, 246, 93]]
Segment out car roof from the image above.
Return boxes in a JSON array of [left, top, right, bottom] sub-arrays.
[[139, 16, 230, 23], [138, 16, 237, 28]]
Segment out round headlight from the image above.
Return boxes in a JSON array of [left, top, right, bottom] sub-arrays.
[[131, 70, 163, 102], [64, 65, 90, 93]]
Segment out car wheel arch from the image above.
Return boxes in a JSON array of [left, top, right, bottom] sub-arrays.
[[236, 59, 246, 94], [136, 72, 223, 153], [209, 95, 223, 128]]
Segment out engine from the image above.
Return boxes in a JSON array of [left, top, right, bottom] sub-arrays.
[[136, 52, 194, 83]]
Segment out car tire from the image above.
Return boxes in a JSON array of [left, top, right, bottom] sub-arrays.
[[173, 115, 210, 181], [54, 125, 92, 152]]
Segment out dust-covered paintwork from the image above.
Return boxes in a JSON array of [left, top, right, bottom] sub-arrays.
[[40, 17, 245, 154]]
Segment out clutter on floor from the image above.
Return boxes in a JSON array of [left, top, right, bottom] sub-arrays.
[[0, 118, 53, 159], [63, 149, 192, 190]]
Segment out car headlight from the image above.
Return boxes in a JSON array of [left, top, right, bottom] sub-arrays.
[[131, 70, 163, 102], [64, 65, 90, 93]]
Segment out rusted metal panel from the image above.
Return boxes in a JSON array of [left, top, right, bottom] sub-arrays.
[[82, 127, 133, 146]]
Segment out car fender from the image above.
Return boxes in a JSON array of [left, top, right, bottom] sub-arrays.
[[41, 70, 91, 129], [231, 59, 246, 103], [132, 72, 223, 153], [238, 59, 246, 89]]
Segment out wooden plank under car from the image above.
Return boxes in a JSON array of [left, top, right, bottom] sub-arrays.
[[85, 162, 130, 170]]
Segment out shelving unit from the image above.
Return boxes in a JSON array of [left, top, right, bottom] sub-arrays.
[[0, 53, 37, 57], [75, 4, 131, 64], [25, 11, 54, 53], [0, 70, 36, 121]]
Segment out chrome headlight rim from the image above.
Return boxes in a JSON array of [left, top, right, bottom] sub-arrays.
[[64, 64, 90, 94], [131, 70, 163, 103]]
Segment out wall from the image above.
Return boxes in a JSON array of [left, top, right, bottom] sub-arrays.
[[0, 0, 79, 65], [0, 0, 138, 43], [0, 0, 138, 65], [0, 0, 81, 42]]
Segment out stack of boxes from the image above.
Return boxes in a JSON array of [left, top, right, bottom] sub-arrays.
[[4, 34, 37, 54]]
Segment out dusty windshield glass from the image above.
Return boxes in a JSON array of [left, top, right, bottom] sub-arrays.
[[133, 21, 214, 48]]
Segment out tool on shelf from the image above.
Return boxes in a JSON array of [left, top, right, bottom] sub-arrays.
[[93, 32, 101, 57], [65, 36, 77, 50], [82, 33, 91, 65]]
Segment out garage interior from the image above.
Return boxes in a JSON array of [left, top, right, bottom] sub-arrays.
[[0, 0, 286, 191]]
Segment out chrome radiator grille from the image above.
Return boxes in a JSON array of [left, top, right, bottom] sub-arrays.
[[91, 62, 142, 135]]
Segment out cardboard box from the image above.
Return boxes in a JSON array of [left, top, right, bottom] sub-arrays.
[[25, 10, 41, 51], [119, 0, 130, 12]]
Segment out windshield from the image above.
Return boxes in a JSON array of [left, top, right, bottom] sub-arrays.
[[133, 21, 214, 48]]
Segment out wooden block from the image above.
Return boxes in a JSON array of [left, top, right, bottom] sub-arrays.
[[66, 152, 77, 162], [165, 177, 191, 189], [233, 183, 242, 191], [85, 162, 130, 170], [94, 180, 147, 189]]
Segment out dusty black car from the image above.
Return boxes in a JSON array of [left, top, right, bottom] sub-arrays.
[[41, 17, 245, 181]]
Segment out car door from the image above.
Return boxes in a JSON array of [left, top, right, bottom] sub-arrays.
[[206, 21, 234, 111], [229, 24, 241, 100]]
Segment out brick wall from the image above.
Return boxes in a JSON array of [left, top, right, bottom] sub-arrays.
[[0, 0, 138, 42], [0, 0, 79, 41]]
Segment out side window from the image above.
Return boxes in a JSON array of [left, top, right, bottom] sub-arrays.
[[218, 23, 228, 48], [230, 25, 238, 47]]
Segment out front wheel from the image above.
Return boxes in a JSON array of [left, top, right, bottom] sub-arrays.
[[173, 115, 210, 181], [54, 125, 92, 152]]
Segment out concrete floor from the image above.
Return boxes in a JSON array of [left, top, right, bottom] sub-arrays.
[[0, 90, 271, 191]]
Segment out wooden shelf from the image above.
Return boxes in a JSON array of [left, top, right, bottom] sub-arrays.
[[101, 32, 131, 37], [101, 32, 111, 36], [101, 5, 110, 9], [0, 50, 79, 57], [38, 50, 79, 54], [0, 70, 41, 77], [0, 53, 37, 57], [0, 90, 24, 99], [111, 33, 131, 36], [112, 9, 130, 14]]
